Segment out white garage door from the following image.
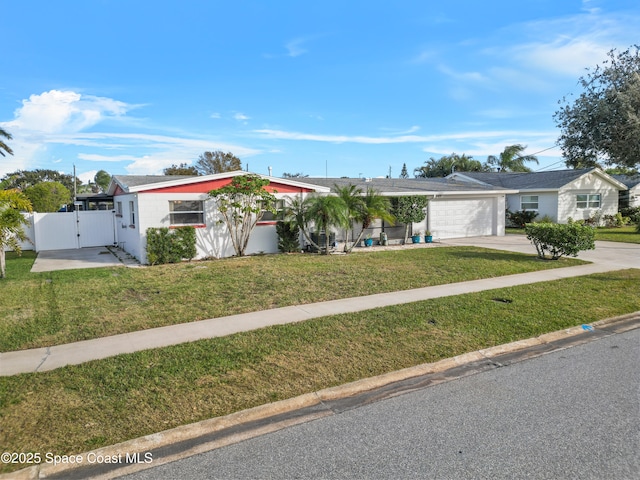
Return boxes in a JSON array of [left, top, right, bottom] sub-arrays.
[[430, 198, 495, 238]]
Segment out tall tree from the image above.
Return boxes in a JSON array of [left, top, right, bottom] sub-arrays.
[[94, 170, 112, 193], [24, 182, 71, 212], [399, 163, 409, 179], [486, 144, 539, 172], [196, 151, 242, 175], [554, 45, 640, 169], [0, 189, 33, 278], [0, 127, 14, 157], [1, 169, 78, 192], [414, 153, 487, 178], [163, 163, 199, 175], [208, 174, 276, 257]]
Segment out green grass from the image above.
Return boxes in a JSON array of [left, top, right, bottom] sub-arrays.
[[507, 225, 640, 243], [1, 269, 639, 475], [0, 247, 586, 351], [592, 226, 640, 243]]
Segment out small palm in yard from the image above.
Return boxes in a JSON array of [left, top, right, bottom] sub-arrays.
[[334, 183, 365, 252], [304, 194, 350, 254], [348, 188, 395, 252]]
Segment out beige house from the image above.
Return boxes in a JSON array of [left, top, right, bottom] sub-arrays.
[[449, 168, 627, 223]]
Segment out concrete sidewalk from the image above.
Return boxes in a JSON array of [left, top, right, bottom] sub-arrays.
[[2, 236, 639, 376]]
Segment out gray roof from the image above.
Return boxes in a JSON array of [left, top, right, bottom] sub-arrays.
[[112, 175, 197, 190], [611, 174, 640, 188], [454, 169, 597, 189], [301, 177, 508, 193]]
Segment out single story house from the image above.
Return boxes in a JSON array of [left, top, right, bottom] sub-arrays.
[[447, 168, 627, 224], [296, 176, 516, 242], [107, 171, 330, 264], [107, 172, 515, 263], [611, 174, 640, 208]]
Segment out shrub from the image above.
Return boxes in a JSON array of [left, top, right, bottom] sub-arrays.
[[525, 222, 595, 260], [620, 206, 640, 224], [276, 221, 300, 253], [506, 209, 538, 228], [536, 214, 555, 224], [602, 212, 629, 228], [146, 226, 197, 265]]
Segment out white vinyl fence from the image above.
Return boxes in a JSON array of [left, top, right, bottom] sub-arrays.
[[15, 211, 117, 252]]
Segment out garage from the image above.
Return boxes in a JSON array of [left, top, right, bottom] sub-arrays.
[[429, 198, 496, 239]]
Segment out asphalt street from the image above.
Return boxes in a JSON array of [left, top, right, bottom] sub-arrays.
[[120, 328, 640, 480]]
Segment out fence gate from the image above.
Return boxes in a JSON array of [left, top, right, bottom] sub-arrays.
[[33, 211, 116, 251]]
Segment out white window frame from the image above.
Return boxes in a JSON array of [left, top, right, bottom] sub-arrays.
[[169, 200, 205, 226], [520, 195, 539, 210], [116, 201, 123, 217], [258, 199, 285, 222], [129, 201, 136, 227], [576, 194, 601, 209]]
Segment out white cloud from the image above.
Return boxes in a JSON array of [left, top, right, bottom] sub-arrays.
[[234, 113, 250, 121], [210, 112, 221, 119], [78, 170, 97, 184], [285, 38, 308, 57], [254, 128, 554, 145], [0, 90, 261, 176], [5, 90, 130, 134]]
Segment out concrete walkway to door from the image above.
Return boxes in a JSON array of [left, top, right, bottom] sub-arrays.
[[3, 235, 639, 376]]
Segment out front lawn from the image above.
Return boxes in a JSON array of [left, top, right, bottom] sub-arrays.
[[0, 247, 586, 351], [1, 269, 639, 475]]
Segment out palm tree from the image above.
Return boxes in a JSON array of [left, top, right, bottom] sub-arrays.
[[347, 188, 395, 253], [0, 127, 14, 157], [487, 144, 538, 172], [304, 194, 349, 255], [333, 184, 364, 252], [283, 195, 317, 251]]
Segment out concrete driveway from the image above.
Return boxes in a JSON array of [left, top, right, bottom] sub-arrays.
[[443, 234, 640, 270], [30, 247, 124, 273]]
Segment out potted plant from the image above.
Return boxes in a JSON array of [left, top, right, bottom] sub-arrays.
[[424, 230, 433, 243], [411, 231, 422, 243], [364, 233, 374, 247]]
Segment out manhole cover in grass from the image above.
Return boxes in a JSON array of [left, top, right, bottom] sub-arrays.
[[491, 298, 513, 303]]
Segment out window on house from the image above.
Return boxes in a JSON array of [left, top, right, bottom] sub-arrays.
[[259, 199, 285, 222], [116, 201, 122, 216], [129, 201, 136, 226], [169, 200, 204, 225], [576, 194, 601, 209], [520, 195, 539, 210]]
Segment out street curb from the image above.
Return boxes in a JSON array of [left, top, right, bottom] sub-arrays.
[[5, 311, 639, 480]]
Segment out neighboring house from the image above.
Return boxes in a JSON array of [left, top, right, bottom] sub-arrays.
[[448, 168, 627, 224], [302, 177, 516, 241], [107, 171, 329, 264], [611, 174, 640, 208]]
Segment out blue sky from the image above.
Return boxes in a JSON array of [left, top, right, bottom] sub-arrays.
[[1, 0, 639, 184]]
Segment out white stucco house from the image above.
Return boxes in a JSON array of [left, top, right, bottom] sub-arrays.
[[107, 171, 330, 264], [448, 168, 627, 224], [106, 172, 516, 263], [287, 176, 516, 242]]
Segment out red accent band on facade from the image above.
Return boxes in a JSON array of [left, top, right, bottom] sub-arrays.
[[140, 179, 315, 194]]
